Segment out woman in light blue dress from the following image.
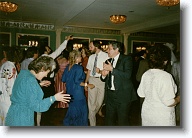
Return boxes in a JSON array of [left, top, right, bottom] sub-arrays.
[[5, 56, 70, 126]]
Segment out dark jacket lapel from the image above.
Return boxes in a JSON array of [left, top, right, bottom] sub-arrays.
[[115, 54, 123, 68]]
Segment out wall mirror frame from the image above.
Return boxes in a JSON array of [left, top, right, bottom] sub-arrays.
[[16, 33, 50, 47], [154, 42, 166, 46], [94, 38, 116, 52], [131, 40, 151, 53], [68, 37, 90, 51], [0, 32, 11, 46]]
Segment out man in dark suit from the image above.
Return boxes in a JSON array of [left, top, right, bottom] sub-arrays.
[[100, 41, 137, 126]]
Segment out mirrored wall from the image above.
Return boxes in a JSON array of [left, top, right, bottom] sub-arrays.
[[94, 38, 116, 52], [67, 37, 90, 51], [16, 33, 50, 47], [131, 41, 151, 53]]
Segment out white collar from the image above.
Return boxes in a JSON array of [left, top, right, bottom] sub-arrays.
[[113, 53, 120, 62]]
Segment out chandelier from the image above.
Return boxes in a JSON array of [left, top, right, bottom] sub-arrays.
[[0, 1, 18, 13], [110, 15, 126, 24], [156, 0, 180, 7]]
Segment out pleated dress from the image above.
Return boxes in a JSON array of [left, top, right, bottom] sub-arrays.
[[62, 64, 88, 126]]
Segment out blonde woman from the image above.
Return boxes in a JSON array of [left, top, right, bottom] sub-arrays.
[[62, 50, 94, 126]]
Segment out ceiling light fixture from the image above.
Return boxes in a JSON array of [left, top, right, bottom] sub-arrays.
[[156, 0, 180, 7], [110, 15, 126, 24], [0, 1, 18, 13]]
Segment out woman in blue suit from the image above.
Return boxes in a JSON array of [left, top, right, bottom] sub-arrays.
[[62, 50, 94, 126]]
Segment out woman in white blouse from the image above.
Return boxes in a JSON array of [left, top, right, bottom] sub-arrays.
[[137, 44, 180, 126]]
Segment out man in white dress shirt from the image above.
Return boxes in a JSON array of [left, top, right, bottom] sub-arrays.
[[85, 40, 109, 126]]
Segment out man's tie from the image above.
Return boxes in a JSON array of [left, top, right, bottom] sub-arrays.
[[92, 53, 98, 76], [108, 58, 114, 89]]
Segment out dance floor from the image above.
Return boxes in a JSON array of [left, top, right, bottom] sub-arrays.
[[38, 99, 142, 126]]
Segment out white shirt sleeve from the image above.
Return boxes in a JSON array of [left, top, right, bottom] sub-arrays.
[[48, 40, 68, 59], [86, 55, 93, 71], [158, 74, 177, 106], [137, 74, 146, 98]]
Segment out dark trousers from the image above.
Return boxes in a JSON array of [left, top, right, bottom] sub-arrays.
[[105, 90, 131, 126]]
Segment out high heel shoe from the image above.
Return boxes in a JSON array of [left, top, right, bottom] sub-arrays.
[[98, 110, 104, 117]]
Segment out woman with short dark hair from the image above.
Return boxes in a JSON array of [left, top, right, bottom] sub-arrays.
[[137, 44, 180, 126]]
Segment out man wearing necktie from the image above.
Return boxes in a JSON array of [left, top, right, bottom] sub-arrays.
[[85, 40, 109, 126], [101, 41, 137, 126]]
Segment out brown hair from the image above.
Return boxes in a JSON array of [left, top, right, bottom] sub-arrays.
[[80, 47, 91, 57], [148, 44, 171, 69], [92, 40, 101, 49], [28, 56, 56, 73]]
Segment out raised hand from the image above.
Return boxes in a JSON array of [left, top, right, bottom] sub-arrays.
[[65, 35, 73, 40]]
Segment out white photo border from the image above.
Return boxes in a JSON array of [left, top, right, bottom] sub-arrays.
[[0, 0, 191, 138]]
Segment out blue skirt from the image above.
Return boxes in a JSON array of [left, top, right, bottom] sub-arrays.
[[63, 99, 88, 126]]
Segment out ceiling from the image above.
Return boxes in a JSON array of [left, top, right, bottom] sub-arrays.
[[0, 0, 180, 35]]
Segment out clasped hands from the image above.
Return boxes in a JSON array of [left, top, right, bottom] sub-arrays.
[[99, 61, 113, 76], [39, 80, 51, 87]]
